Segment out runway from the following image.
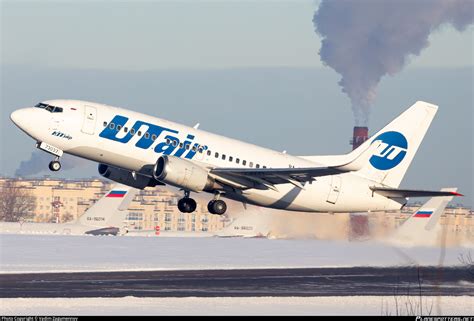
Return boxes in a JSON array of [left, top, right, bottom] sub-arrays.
[[1, 266, 472, 298]]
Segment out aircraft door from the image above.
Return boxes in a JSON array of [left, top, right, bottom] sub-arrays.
[[82, 105, 97, 135], [326, 176, 341, 204]]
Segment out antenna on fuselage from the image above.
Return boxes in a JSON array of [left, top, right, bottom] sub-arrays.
[[193, 123, 200, 129]]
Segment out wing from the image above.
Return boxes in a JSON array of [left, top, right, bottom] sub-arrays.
[[210, 167, 343, 191], [209, 143, 380, 191], [370, 186, 463, 198]]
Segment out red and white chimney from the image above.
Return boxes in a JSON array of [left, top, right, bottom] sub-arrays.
[[351, 126, 369, 150]]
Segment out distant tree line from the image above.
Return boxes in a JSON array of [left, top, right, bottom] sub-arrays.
[[0, 179, 36, 222]]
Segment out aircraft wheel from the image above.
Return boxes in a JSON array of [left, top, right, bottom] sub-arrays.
[[208, 199, 227, 215], [178, 198, 197, 213], [48, 160, 61, 172]]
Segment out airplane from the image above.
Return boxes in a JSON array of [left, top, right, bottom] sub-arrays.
[[0, 184, 136, 235], [386, 188, 457, 246], [10, 100, 462, 215]]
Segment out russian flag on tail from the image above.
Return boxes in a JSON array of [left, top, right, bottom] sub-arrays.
[[106, 190, 127, 198], [414, 210, 433, 218]]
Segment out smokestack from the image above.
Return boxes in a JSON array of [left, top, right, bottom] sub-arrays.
[[351, 126, 368, 150], [349, 213, 370, 241], [350, 126, 370, 240]]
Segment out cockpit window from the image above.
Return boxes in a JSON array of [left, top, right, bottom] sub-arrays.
[[35, 102, 63, 113]]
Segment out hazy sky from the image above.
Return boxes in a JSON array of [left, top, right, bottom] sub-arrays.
[[1, 1, 473, 206], [1, 1, 473, 70]]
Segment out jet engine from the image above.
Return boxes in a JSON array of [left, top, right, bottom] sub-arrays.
[[153, 155, 216, 192], [98, 164, 160, 189]]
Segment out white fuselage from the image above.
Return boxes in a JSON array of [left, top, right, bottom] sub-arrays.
[[11, 100, 403, 213]]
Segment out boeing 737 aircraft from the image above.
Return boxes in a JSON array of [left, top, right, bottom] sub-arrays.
[[10, 100, 461, 215], [0, 184, 136, 235]]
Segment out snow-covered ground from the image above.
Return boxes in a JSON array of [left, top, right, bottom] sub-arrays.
[[1, 296, 472, 315], [0, 234, 470, 273]]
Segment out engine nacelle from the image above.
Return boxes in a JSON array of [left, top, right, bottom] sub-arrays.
[[153, 155, 214, 192], [98, 164, 160, 190]]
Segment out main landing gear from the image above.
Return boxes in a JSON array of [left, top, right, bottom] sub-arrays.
[[207, 200, 227, 215], [178, 191, 197, 213], [48, 157, 61, 172], [177, 191, 227, 215], [207, 192, 227, 215]]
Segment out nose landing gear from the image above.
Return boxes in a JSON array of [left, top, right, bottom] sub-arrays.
[[48, 157, 61, 172], [36, 142, 63, 172]]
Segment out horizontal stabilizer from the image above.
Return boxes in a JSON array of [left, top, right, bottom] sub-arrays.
[[388, 188, 457, 245], [371, 186, 463, 198]]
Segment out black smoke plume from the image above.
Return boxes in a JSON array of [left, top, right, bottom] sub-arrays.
[[313, 0, 473, 125]]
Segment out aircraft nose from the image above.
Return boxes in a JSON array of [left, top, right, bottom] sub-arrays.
[[10, 108, 31, 130]]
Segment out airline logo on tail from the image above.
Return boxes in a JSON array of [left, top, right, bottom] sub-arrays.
[[413, 210, 434, 218], [369, 131, 408, 170], [106, 190, 127, 198]]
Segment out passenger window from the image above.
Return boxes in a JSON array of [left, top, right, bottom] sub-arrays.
[[186, 144, 190, 150], [256, 164, 260, 168], [124, 127, 128, 133], [152, 134, 157, 141], [137, 131, 142, 136], [130, 128, 136, 135], [172, 141, 178, 147], [243, 160, 246, 166], [117, 125, 122, 131], [179, 143, 184, 149], [249, 162, 253, 168], [207, 150, 211, 156], [229, 156, 233, 162], [145, 132, 150, 139], [192, 146, 197, 152], [222, 154, 226, 160], [198, 147, 203, 153], [103, 121, 108, 127], [215, 152, 219, 158], [263, 166, 267, 169], [166, 139, 171, 145], [109, 123, 115, 129], [236, 158, 240, 164]]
